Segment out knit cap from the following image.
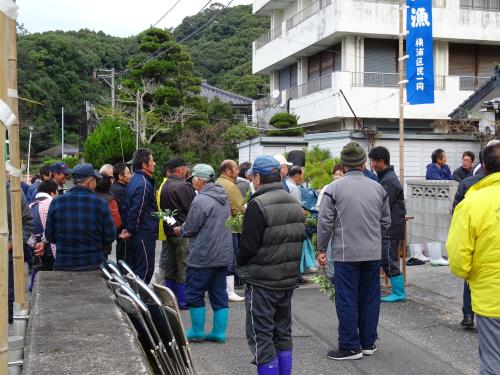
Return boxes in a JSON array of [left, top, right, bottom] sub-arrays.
[[340, 142, 367, 167]]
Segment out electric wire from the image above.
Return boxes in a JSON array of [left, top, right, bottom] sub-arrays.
[[153, 0, 185, 27]]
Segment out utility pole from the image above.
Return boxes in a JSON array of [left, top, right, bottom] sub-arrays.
[[135, 90, 139, 149], [61, 106, 64, 158], [398, 0, 406, 185], [97, 68, 116, 112], [27, 126, 33, 181]]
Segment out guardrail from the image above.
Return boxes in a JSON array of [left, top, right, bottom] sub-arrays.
[[352, 72, 446, 90], [285, 74, 333, 100], [460, 0, 500, 11], [255, 94, 280, 111], [355, 0, 446, 7], [286, 0, 332, 32], [459, 76, 490, 90], [255, 24, 282, 50]]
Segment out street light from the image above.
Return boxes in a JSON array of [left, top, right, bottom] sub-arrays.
[[116, 126, 125, 163], [27, 126, 34, 183]]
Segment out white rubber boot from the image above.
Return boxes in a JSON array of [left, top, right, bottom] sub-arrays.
[[411, 244, 430, 262], [227, 275, 245, 302], [428, 242, 449, 266]]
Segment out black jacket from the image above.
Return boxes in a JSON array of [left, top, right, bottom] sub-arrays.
[[110, 181, 127, 224], [452, 172, 484, 211], [237, 182, 305, 290], [159, 175, 195, 236], [452, 167, 473, 183], [377, 166, 405, 240]]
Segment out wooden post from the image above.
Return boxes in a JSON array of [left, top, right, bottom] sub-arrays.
[[398, 0, 406, 185], [7, 6, 27, 310], [0, 8, 11, 374]]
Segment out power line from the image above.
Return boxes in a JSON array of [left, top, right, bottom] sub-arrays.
[[116, 0, 234, 76], [153, 0, 185, 27]]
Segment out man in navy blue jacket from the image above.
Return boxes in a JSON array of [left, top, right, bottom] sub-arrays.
[[426, 148, 453, 180], [120, 148, 159, 284]]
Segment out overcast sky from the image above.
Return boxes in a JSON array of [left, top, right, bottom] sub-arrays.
[[17, 0, 253, 37]]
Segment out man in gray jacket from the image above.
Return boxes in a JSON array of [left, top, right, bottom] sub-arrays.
[[174, 164, 233, 343], [317, 142, 391, 361]]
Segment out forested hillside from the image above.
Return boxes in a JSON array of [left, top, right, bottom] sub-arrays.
[[174, 3, 269, 99]]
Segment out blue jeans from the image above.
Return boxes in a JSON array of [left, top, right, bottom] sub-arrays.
[[186, 267, 228, 311], [334, 260, 381, 350], [462, 281, 474, 317]]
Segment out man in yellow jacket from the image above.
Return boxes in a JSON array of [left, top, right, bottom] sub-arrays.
[[447, 142, 500, 375]]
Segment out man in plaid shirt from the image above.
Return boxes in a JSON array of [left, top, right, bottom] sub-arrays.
[[45, 163, 116, 271]]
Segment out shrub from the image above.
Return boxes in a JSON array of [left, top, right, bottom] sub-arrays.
[[83, 117, 136, 168], [304, 146, 341, 190], [268, 112, 303, 136]]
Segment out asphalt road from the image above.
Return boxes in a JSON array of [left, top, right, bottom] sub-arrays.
[[182, 265, 479, 375]]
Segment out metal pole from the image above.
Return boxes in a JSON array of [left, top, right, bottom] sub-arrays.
[[7, 6, 28, 312], [0, 9, 11, 373], [111, 67, 115, 112], [398, 0, 405, 185], [61, 106, 64, 158], [117, 127, 124, 163], [135, 91, 139, 150], [27, 127, 33, 182]]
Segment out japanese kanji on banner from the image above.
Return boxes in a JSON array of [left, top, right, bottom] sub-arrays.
[[406, 0, 434, 105]]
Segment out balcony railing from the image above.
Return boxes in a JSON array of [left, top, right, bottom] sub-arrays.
[[255, 94, 280, 111], [460, 0, 500, 11], [355, 0, 446, 7], [285, 74, 333, 100], [352, 72, 445, 89], [255, 24, 283, 50], [286, 0, 332, 32], [234, 114, 253, 124], [459, 76, 490, 90]]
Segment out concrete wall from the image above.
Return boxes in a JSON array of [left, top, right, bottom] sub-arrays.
[[238, 136, 307, 163], [406, 180, 459, 256]]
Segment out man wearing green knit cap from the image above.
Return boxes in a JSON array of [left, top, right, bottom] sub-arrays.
[[317, 141, 391, 360]]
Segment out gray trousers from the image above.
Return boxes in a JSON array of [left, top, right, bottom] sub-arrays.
[[161, 237, 188, 283], [477, 315, 500, 375], [245, 285, 293, 366]]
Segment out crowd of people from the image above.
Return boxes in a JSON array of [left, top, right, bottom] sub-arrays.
[[6, 139, 500, 375]]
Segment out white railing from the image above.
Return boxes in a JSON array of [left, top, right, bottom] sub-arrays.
[[351, 72, 445, 90], [459, 76, 490, 90], [460, 0, 500, 11], [355, 0, 446, 7], [286, 0, 332, 32], [285, 74, 333, 100], [255, 94, 280, 111], [255, 24, 283, 50]]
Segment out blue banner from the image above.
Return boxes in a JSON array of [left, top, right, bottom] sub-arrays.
[[406, 0, 434, 105]]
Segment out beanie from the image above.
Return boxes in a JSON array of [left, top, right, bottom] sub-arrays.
[[340, 142, 367, 168]]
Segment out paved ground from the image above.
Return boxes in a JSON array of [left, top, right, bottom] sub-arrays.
[[181, 264, 479, 375]]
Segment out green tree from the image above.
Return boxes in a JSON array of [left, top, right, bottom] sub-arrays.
[[83, 117, 136, 167], [268, 113, 303, 136], [303, 146, 340, 189], [222, 123, 259, 159]]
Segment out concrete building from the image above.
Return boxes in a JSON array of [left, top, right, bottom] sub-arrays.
[[252, 0, 500, 132]]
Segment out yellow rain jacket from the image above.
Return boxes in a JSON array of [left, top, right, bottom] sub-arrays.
[[447, 172, 500, 318], [156, 177, 168, 241]]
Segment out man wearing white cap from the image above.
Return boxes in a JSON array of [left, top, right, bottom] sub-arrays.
[[273, 154, 292, 193]]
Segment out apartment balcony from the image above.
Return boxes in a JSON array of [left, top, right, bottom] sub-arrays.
[[253, 0, 500, 74], [253, 71, 482, 126], [253, 0, 295, 15]]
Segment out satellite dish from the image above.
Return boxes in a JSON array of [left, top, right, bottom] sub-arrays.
[[271, 89, 280, 99]]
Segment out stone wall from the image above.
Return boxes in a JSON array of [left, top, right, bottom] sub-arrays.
[[406, 179, 459, 256]]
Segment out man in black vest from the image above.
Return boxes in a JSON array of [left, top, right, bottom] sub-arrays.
[[237, 155, 305, 375]]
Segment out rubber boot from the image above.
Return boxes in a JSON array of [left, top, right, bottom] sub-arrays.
[[381, 274, 406, 302], [257, 357, 279, 375], [205, 308, 229, 343], [227, 275, 245, 302], [277, 351, 292, 375], [175, 282, 189, 310], [187, 306, 206, 342]]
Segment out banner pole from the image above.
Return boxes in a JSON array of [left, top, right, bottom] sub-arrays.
[[399, 0, 405, 185]]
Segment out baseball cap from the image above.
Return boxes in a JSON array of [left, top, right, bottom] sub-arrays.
[[71, 163, 101, 179], [166, 157, 187, 171], [191, 164, 215, 179], [248, 156, 281, 176], [273, 154, 292, 166], [50, 162, 72, 175]]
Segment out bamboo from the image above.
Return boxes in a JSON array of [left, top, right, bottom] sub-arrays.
[[7, 9, 27, 309], [0, 10, 12, 374]]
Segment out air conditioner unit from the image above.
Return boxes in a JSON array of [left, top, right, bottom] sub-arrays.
[[478, 118, 496, 135]]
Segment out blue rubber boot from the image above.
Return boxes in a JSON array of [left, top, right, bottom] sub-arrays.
[[381, 274, 406, 302], [175, 282, 189, 310], [277, 351, 292, 375], [257, 357, 279, 375], [187, 306, 206, 342], [164, 279, 175, 290], [205, 308, 229, 343]]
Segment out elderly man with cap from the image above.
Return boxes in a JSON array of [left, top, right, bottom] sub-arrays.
[[159, 156, 195, 309], [273, 154, 293, 193], [237, 155, 305, 375], [50, 162, 72, 195], [173, 164, 233, 343], [317, 142, 391, 361], [45, 163, 116, 271], [216, 159, 246, 302]]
